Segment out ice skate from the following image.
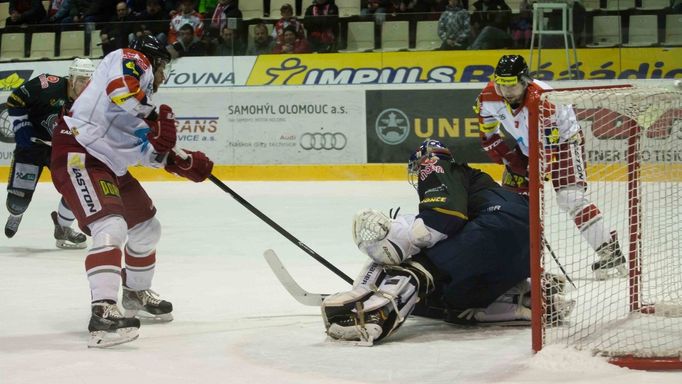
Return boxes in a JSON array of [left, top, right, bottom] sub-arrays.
[[592, 231, 627, 280], [5, 213, 22, 238], [122, 287, 173, 322], [88, 301, 140, 348], [51, 211, 87, 249]]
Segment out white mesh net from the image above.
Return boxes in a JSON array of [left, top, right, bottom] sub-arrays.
[[535, 85, 682, 362]]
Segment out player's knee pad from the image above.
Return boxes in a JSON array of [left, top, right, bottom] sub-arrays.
[[6, 189, 33, 215], [89, 215, 127, 250], [126, 217, 161, 254], [555, 186, 590, 216], [322, 260, 434, 345]]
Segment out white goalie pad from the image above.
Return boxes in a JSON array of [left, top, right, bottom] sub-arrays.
[[322, 262, 422, 346]]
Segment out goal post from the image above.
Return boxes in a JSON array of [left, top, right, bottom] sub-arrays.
[[528, 84, 682, 369]]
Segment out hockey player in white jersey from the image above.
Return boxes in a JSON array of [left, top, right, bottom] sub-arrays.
[[50, 35, 213, 348], [321, 139, 574, 345], [474, 55, 626, 280]]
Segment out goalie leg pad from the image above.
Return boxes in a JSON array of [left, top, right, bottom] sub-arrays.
[[322, 262, 429, 345]]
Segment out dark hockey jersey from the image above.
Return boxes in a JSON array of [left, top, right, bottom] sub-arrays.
[[416, 158, 502, 235], [6, 74, 70, 142]]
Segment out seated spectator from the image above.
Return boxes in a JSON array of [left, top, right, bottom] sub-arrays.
[[134, 0, 168, 44], [84, 0, 117, 24], [272, 4, 305, 45], [45, 0, 66, 22], [100, 2, 136, 55], [438, 0, 471, 50], [209, 0, 242, 32], [6, 0, 47, 27], [60, 0, 90, 25], [213, 26, 245, 55], [273, 25, 312, 54], [399, 0, 432, 13], [126, 0, 147, 15], [246, 23, 275, 55], [167, 23, 209, 58], [469, 0, 512, 49], [304, 0, 339, 53], [169, 0, 205, 44], [510, 0, 531, 48], [361, 0, 388, 23]]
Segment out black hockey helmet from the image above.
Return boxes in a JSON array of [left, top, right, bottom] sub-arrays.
[[494, 55, 530, 86], [408, 139, 452, 188], [130, 35, 171, 69]]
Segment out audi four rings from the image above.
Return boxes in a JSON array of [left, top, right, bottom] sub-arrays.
[[299, 132, 347, 150]]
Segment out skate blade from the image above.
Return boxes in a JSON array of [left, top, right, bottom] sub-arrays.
[[56, 240, 87, 250], [125, 309, 173, 323], [88, 327, 139, 348]]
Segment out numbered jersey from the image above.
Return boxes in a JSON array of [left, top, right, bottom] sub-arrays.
[[6, 74, 69, 140], [64, 48, 159, 176], [416, 158, 501, 235], [474, 79, 581, 156]]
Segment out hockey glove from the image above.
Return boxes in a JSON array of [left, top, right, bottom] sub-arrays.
[[146, 104, 176, 153], [165, 149, 213, 182], [11, 117, 34, 148], [480, 133, 510, 164]]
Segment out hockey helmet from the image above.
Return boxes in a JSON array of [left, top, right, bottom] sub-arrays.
[[69, 57, 95, 79], [408, 139, 452, 188], [130, 35, 171, 69], [494, 55, 530, 86]]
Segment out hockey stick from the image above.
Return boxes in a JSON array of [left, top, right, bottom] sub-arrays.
[[264, 249, 329, 306], [171, 148, 352, 284], [542, 237, 576, 289], [206, 174, 353, 284]]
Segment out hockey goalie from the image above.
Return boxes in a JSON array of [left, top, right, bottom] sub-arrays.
[[321, 139, 574, 345]]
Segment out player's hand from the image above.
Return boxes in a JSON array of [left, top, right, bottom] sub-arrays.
[[12, 119, 34, 148], [146, 104, 176, 153], [503, 145, 528, 176], [165, 149, 213, 182]]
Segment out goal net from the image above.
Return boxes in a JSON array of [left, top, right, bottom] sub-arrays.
[[528, 85, 682, 369]]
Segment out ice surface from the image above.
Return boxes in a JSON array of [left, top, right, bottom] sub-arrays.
[[1, 181, 679, 383]]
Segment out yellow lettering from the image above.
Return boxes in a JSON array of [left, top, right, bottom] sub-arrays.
[[438, 118, 459, 137]]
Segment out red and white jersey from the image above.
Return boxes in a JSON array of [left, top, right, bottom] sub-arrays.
[[168, 11, 204, 44], [64, 48, 160, 176], [474, 79, 581, 156]]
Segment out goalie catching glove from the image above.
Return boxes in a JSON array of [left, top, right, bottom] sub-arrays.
[[353, 209, 445, 265], [165, 149, 213, 182], [322, 260, 434, 346]]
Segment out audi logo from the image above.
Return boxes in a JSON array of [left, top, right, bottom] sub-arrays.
[[299, 132, 347, 150]]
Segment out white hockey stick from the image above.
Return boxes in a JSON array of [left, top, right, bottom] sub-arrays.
[[263, 249, 329, 306]]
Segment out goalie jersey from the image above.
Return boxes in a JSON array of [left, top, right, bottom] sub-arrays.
[[416, 158, 502, 236], [6, 74, 70, 144]]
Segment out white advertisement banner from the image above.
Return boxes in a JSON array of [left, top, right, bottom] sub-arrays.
[[0, 56, 255, 91], [155, 87, 367, 164]]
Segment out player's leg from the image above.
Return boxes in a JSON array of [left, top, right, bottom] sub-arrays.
[[51, 198, 87, 249], [4, 147, 47, 238], [116, 173, 173, 322], [50, 125, 139, 347], [550, 133, 626, 280]]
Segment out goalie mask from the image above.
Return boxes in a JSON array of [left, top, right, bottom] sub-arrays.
[[408, 139, 452, 189]]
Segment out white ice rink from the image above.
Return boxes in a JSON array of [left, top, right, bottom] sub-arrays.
[[1, 180, 680, 384]]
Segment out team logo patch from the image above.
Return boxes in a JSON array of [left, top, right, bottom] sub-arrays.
[[99, 180, 120, 197], [12, 163, 39, 190], [67, 152, 102, 216]]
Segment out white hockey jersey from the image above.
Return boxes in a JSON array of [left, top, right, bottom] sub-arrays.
[[64, 48, 161, 176], [474, 79, 581, 156]]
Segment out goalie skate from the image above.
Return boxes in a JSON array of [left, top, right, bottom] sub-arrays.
[[51, 211, 87, 249], [88, 301, 140, 348], [592, 231, 627, 280], [122, 287, 173, 322]]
